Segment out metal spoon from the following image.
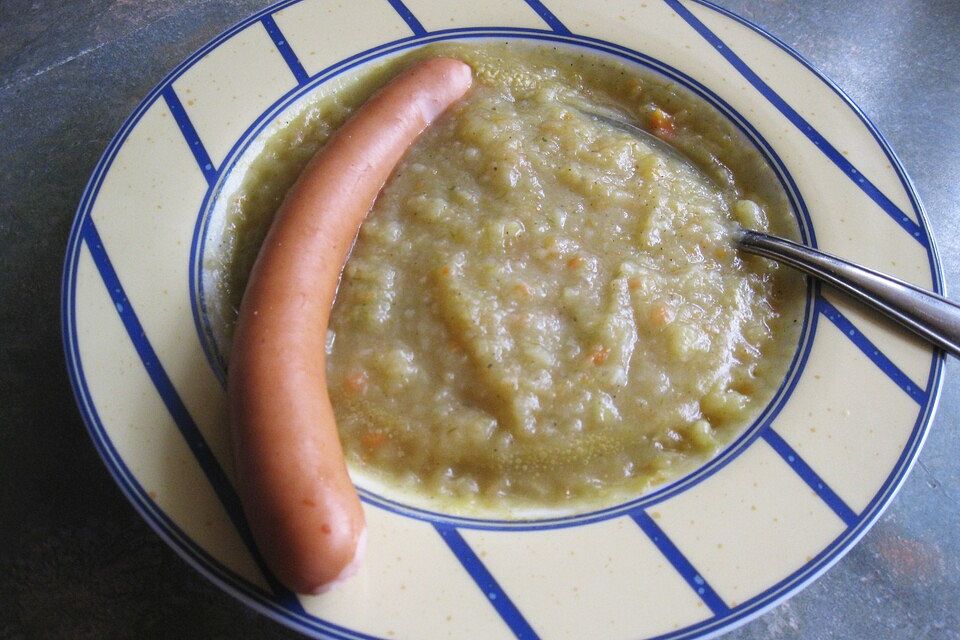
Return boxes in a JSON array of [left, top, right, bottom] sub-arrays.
[[582, 109, 960, 357]]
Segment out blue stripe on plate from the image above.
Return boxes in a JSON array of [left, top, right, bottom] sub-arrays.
[[523, 0, 571, 34], [664, 0, 927, 245], [817, 297, 927, 405], [433, 524, 541, 639], [80, 217, 304, 614], [261, 14, 311, 85], [631, 511, 730, 616], [761, 428, 858, 527], [160, 86, 217, 185], [386, 0, 427, 36]]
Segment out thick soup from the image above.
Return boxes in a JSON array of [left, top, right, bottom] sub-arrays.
[[210, 42, 804, 513]]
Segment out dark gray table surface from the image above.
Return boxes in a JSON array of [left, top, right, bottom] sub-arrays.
[[1, 1, 956, 638]]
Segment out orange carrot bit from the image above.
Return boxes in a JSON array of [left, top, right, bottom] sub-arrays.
[[345, 369, 368, 394], [361, 431, 388, 451], [650, 107, 675, 137], [567, 255, 584, 269], [437, 265, 452, 278], [650, 303, 675, 327], [628, 276, 643, 291], [590, 345, 611, 365]]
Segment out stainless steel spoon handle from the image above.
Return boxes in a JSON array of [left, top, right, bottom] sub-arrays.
[[738, 229, 959, 357]]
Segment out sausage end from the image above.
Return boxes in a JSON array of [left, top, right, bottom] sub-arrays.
[[303, 526, 368, 595]]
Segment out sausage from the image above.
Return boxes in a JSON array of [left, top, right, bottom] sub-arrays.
[[229, 57, 473, 594]]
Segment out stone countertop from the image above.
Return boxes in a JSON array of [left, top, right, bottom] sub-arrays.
[[0, 1, 956, 638]]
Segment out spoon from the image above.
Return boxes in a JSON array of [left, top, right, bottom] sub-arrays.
[[582, 109, 960, 357]]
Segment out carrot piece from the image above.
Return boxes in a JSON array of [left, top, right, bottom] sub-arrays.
[[650, 107, 675, 137], [345, 370, 368, 394], [591, 346, 610, 365], [360, 431, 388, 451], [650, 304, 675, 327]]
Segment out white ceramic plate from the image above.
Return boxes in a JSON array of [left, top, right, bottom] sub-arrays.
[[62, 1, 945, 638]]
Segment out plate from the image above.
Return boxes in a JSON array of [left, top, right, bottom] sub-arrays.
[[62, 1, 945, 638]]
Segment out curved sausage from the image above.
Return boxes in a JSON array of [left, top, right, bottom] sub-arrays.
[[229, 58, 473, 594]]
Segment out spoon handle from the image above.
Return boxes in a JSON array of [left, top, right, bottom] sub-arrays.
[[738, 229, 959, 357]]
